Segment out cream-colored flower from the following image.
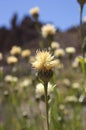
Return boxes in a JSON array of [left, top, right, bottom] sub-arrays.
[[74, 56, 81, 63], [0, 53, 3, 61], [51, 41, 60, 50], [63, 78, 70, 87], [19, 79, 32, 88], [35, 83, 44, 98], [48, 82, 54, 94], [21, 49, 31, 58], [59, 104, 65, 111], [72, 61, 79, 69], [54, 49, 65, 58], [12, 76, 18, 83], [65, 96, 78, 103], [72, 56, 81, 68], [7, 56, 18, 64], [32, 50, 57, 71], [65, 47, 76, 54], [4, 75, 12, 83], [29, 7, 39, 16], [35, 82, 54, 98], [41, 24, 56, 38], [10, 46, 21, 56], [72, 82, 80, 89], [4, 75, 18, 83]]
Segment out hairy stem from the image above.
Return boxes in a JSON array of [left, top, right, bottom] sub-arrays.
[[44, 82, 49, 130]]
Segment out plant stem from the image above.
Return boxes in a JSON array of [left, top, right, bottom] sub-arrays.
[[80, 4, 86, 76], [44, 82, 49, 130], [80, 5, 84, 57]]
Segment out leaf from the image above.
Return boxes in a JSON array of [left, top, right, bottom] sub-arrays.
[[78, 56, 86, 74]]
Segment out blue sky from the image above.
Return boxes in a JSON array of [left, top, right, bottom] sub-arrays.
[[0, 0, 86, 31]]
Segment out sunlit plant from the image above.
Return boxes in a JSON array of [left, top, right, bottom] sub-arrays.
[[32, 50, 57, 130]]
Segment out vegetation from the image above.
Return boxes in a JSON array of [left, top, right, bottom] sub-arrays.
[[0, 1, 86, 130]]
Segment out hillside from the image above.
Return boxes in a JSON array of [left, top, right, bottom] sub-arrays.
[[0, 14, 86, 54]]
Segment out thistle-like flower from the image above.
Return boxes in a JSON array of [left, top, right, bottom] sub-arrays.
[[21, 49, 31, 58], [10, 45, 21, 56], [19, 79, 32, 89], [29, 7, 39, 20], [32, 50, 57, 130], [54, 48, 65, 59], [32, 50, 57, 82], [4, 75, 18, 84], [7, 56, 18, 65], [65, 47, 76, 54], [65, 47, 76, 60], [41, 24, 56, 38], [32, 50, 57, 71], [72, 82, 81, 90], [72, 61, 79, 69], [51, 41, 60, 50]]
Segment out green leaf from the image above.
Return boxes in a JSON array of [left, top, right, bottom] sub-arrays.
[[78, 57, 86, 74]]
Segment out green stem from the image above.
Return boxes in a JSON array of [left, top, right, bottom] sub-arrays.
[[44, 82, 49, 130], [80, 5, 84, 57], [80, 4, 86, 76]]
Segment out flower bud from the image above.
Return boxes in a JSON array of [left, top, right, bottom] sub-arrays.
[[77, 0, 86, 5], [38, 70, 53, 82]]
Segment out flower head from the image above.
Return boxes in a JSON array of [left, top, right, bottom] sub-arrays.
[[19, 79, 32, 89], [35, 82, 54, 99], [65, 96, 78, 103], [32, 50, 57, 82], [10, 46, 21, 56], [41, 24, 56, 38], [51, 41, 60, 50], [4, 75, 12, 83], [4, 75, 18, 83], [21, 49, 31, 58], [72, 61, 79, 69], [32, 50, 57, 71], [29, 7, 39, 20], [65, 47, 76, 54], [7, 56, 18, 65], [72, 82, 81, 89], [63, 78, 71, 87], [54, 48, 65, 58]]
